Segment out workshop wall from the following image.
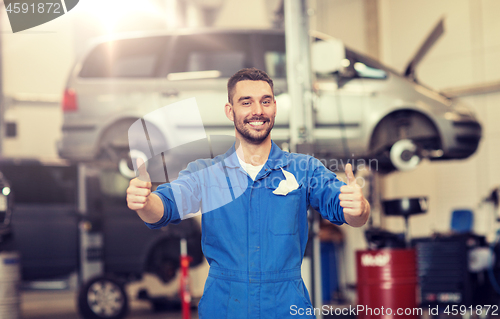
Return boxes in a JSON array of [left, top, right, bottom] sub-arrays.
[[311, 0, 367, 54], [1, 7, 73, 158]]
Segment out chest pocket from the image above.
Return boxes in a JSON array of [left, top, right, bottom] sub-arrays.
[[265, 184, 302, 235]]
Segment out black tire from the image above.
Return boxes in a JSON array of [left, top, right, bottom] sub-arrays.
[[78, 276, 129, 319], [145, 219, 203, 283]]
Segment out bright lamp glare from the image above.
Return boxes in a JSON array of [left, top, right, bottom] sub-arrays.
[[79, 0, 162, 33], [341, 59, 350, 67], [2, 187, 10, 196]]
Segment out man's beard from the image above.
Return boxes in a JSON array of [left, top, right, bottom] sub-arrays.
[[233, 111, 274, 145]]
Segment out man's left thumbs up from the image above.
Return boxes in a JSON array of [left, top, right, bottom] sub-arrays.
[[339, 163, 370, 226], [345, 163, 356, 186]]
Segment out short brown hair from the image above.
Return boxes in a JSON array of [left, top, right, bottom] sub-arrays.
[[227, 68, 274, 104]]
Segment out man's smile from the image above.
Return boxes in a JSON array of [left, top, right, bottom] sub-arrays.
[[247, 121, 266, 128], [245, 118, 269, 129]]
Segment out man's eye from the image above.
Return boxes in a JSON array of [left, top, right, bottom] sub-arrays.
[[242, 101, 250, 106], [263, 100, 271, 105]]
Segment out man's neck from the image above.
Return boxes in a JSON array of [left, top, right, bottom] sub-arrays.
[[235, 136, 272, 166]]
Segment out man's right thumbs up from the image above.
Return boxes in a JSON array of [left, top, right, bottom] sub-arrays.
[[127, 158, 152, 211], [136, 157, 150, 182]]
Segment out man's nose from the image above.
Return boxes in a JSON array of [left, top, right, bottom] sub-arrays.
[[251, 102, 264, 115]]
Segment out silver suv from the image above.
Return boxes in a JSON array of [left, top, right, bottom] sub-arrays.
[[58, 28, 481, 175]]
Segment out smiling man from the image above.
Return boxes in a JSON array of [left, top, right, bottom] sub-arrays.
[[126, 68, 370, 318]]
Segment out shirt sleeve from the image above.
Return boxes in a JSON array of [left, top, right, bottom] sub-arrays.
[[307, 157, 347, 225], [145, 161, 202, 229]]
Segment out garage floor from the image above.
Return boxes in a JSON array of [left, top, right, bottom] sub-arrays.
[[21, 290, 199, 319], [19, 289, 356, 319], [20, 289, 500, 319]]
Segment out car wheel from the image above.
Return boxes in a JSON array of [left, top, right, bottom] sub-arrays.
[[389, 139, 421, 171], [78, 276, 129, 319], [98, 119, 167, 181], [118, 149, 149, 179]]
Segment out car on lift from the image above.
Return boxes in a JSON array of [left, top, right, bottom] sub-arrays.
[[57, 24, 481, 177]]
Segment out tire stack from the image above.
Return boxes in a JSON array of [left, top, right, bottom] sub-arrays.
[[0, 252, 20, 319]]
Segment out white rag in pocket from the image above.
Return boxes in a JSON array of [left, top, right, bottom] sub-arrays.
[[273, 168, 299, 195]]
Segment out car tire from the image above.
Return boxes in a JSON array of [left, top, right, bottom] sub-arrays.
[[78, 276, 129, 319], [389, 139, 421, 171]]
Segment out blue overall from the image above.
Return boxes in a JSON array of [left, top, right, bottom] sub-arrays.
[[146, 141, 346, 318]]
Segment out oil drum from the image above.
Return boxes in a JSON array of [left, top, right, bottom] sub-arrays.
[[356, 249, 418, 319]]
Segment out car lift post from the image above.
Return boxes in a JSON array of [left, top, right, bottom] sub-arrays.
[[77, 163, 104, 284], [284, 0, 323, 317]]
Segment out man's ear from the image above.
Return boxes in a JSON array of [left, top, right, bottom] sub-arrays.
[[225, 102, 234, 121]]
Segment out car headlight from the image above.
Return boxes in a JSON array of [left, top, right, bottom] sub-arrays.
[[2, 187, 10, 196], [444, 111, 463, 121]]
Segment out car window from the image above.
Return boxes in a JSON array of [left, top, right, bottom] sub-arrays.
[[261, 34, 286, 79], [348, 49, 388, 80], [353, 61, 387, 79], [187, 51, 246, 75], [264, 51, 286, 79], [166, 33, 252, 78], [79, 36, 168, 78]]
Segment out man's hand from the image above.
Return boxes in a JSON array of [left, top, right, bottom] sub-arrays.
[[126, 158, 164, 224], [127, 158, 152, 211], [339, 163, 370, 227]]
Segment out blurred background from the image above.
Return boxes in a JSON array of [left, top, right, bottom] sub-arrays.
[[1, 0, 500, 318]]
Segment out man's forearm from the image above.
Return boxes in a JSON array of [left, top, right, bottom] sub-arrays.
[[136, 193, 164, 224]]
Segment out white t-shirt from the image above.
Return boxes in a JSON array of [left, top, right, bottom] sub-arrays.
[[237, 155, 264, 181]]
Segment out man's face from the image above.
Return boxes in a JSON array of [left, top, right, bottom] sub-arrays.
[[226, 80, 276, 145]]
